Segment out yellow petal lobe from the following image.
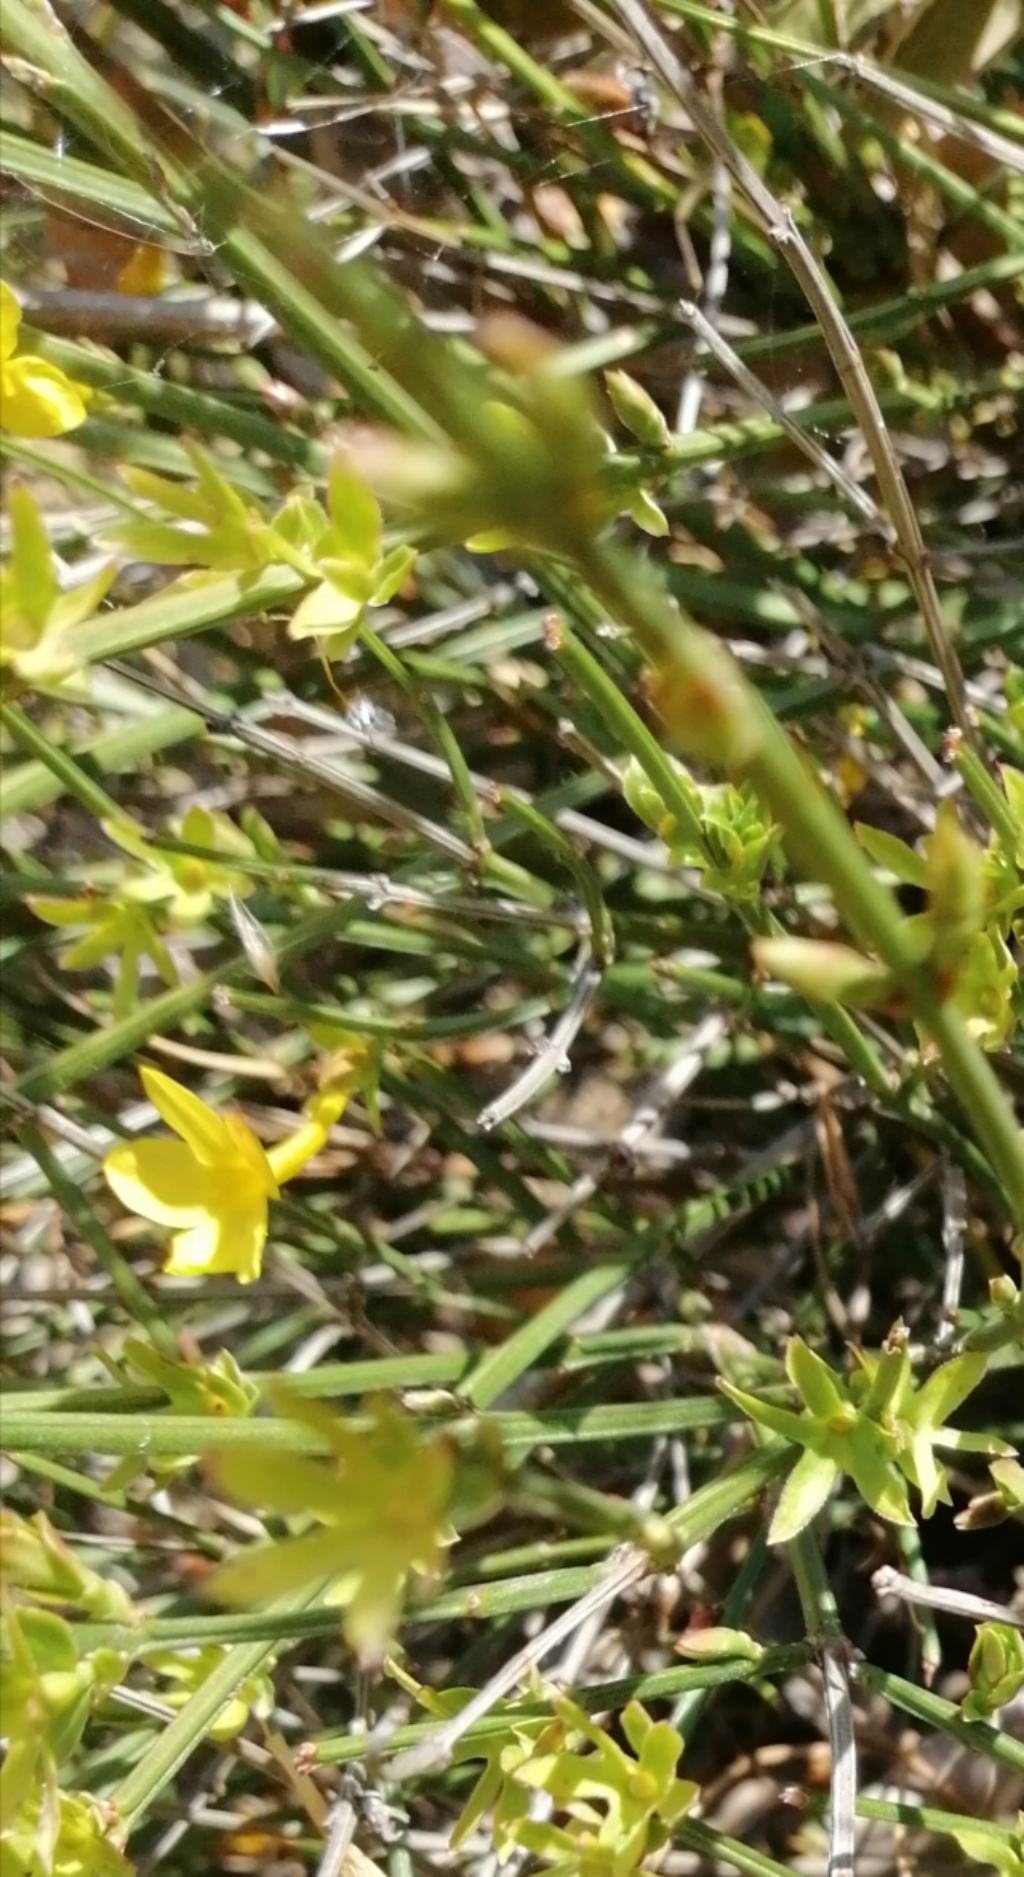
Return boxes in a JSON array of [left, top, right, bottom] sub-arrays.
[[104, 1140, 221, 1227], [2, 356, 89, 437], [140, 1066, 236, 1165], [0, 281, 21, 361]]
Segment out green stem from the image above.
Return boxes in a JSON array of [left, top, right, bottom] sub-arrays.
[[0, 1392, 748, 1459], [674, 1819, 794, 1876], [32, 331, 324, 474], [954, 745, 1020, 857], [0, 705, 198, 818], [856, 1793, 1019, 1845], [113, 1588, 321, 1829], [0, 702, 128, 826], [855, 1660, 1024, 1775]]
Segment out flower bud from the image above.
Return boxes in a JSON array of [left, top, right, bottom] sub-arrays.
[[956, 1457, 1024, 1530], [752, 937, 891, 1009], [604, 370, 672, 449], [963, 1621, 1024, 1720], [675, 1626, 764, 1663]]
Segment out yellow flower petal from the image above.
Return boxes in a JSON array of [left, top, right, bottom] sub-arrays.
[[1, 356, 89, 437], [264, 1087, 351, 1186], [266, 1116, 328, 1186], [165, 1205, 267, 1283], [139, 1066, 237, 1166], [0, 281, 20, 362], [225, 1113, 278, 1195], [104, 1139, 221, 1227]]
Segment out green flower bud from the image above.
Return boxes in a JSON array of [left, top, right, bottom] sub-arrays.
[[604, 370, 672, 449], [963, 1621, 1024, 1720], [752, 936, 892, 1009], [675, 1626, 764, 1663]]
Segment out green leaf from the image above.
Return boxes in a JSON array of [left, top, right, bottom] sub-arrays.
[[856, 822, 928, 887], [752, 936, 891, 1008], [269, 491, 326, 553], [769, 1448, 838, 1543], [210, 1528, 347, 1606], [372, 542, 417, 604], [843, 1426, 915, 1527], [106, 521, 213, 567], [717, 1380, 810, 1444], [326, 456, 382, 568], [912, 1352, 989, 1429], [998, 766, 1024, 862], [954, 930, 1018, 1050], [924, 803, 986, 970], [946, 1820, 1024, 1876], [626, 486, 670, 537], [123, 466, 211, 521], [50, 559, 116, 634], [216, 1448, 344, 1521], [319, 558, 376, 604], [674, 1626, 765, 1663], [900, 1428, 950, 1520], [785, 1338, 844, 1418], [5, 483, 58, 637], [187, 440, 251, 528], [287, 579, 364, 642]]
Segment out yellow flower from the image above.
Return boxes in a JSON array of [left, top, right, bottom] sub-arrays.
[[103, 1067, 344, 1284], [1, 281, 91, 438]]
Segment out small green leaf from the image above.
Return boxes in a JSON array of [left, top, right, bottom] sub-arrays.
[[752, 935, 892, 1008], [107, 521, 212, 567], [6, 483, 57, 635], [625, 486, 670, 537], [50, 559, 116, 634], [372, 542, 417, 604], [718, 1379, 810, 1444], [786, 1337, 844, 1418], [326, 455, 382, 567], [769, 1447, 838, 1543], [319, 558, 376, 604], [913, 1352, 989, 1429], [123, 466, 210, 522], [963, 1622, 1024, 1720], [856, 822, 928, 887], [288, 579, 364, 642], [925, 802, 986, 970], [843, 1425, 915, 1527]]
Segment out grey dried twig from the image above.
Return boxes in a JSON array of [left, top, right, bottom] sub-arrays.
[[873, 1567, 1024, 1630]]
